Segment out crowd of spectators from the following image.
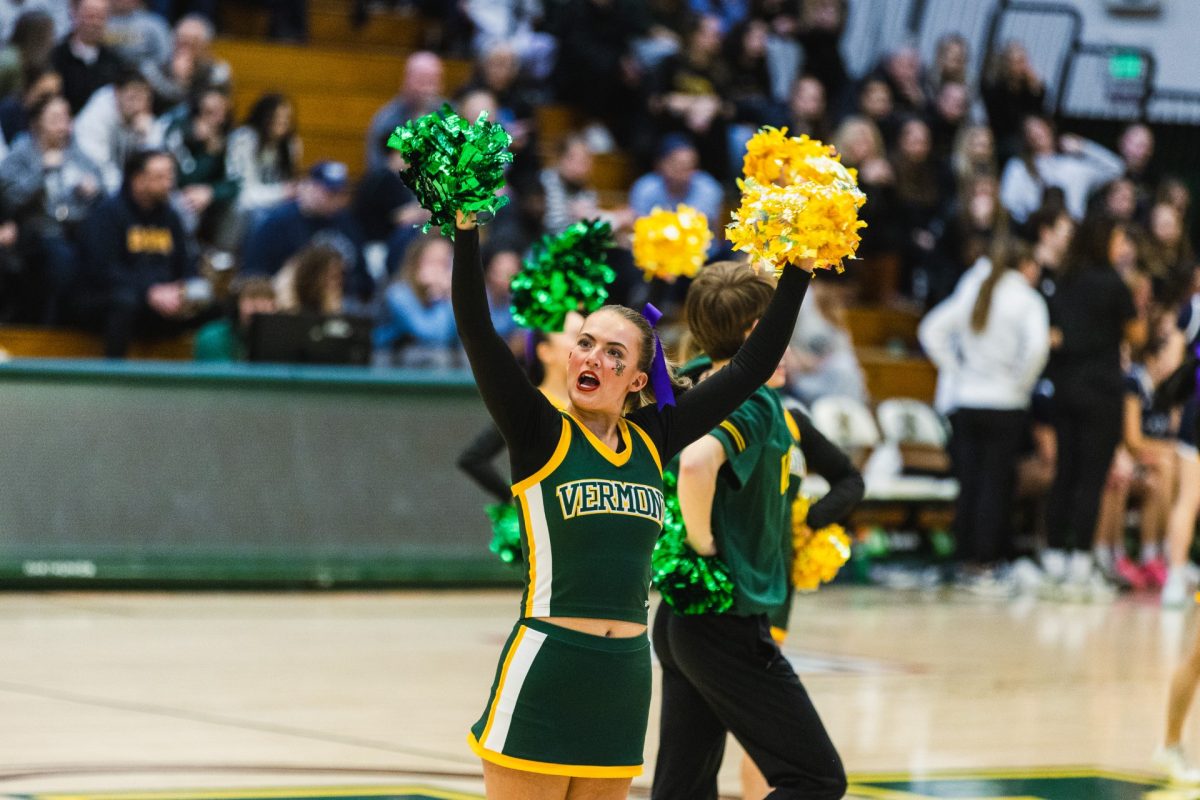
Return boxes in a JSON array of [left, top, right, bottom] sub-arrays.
[[0, 1, 1198, 595]]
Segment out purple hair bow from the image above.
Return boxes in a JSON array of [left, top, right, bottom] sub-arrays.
[[642, 303, 676, 411]]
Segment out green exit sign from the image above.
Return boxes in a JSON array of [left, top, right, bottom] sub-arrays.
[[1109, 52, 1145, 80]]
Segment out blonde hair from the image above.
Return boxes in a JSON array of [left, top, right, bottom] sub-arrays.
[[833, 116, 885, 165], [590, 305, 692, 412]]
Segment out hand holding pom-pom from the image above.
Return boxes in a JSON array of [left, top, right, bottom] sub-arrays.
[[727, 177, 866, 274], [791, 495, 852, 591], [651, 469, 736, 614], [632, 205, 713, 283], [729, 127, 867, 274], [389, 104, 513, 239]]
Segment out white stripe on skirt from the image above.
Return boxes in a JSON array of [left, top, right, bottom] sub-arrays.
[[482, 626, 548, 752]]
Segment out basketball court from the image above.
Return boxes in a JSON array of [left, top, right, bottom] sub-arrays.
[[2, 588, 1193, 799]]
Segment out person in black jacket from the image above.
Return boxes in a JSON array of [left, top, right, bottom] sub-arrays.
[[52, 0, 123, 114], [1042, 215, 1147, 597], [73, 147, 203, 356], [552, 0, 652, 157]]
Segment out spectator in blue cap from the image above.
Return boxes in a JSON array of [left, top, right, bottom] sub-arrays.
[[241, 160, 374, 305], [629, 134, 724, 246]]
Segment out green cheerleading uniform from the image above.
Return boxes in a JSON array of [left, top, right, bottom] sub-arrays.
[[769, 403, 807, 640], [469, 413, 664, 777], [451, 228, 812, 778], [699, 384, 796, 616], [512, 413, 665, 622]]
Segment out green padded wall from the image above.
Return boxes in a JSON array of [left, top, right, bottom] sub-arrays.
[[0, 361, 517, 587]]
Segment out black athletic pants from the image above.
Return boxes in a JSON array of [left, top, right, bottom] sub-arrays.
[[949, 408, 1028, 565], [1045, 389, 1123, 553], [651, 607, 846, 800]]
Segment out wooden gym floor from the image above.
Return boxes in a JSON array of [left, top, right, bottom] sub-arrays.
[[0, 587, 1195, 799]]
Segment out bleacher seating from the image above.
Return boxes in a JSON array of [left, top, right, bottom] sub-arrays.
[[0, 327, 192, 360], [0, 1, 944, 400]]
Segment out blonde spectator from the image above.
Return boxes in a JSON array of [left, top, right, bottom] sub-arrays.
[[952, 124, 998, 188]]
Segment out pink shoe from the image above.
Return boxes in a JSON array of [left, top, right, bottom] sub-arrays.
[[1116, 556, 1148, 590], [1143, 558, 1169, 589]]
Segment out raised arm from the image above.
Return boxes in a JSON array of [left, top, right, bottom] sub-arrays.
[[452, 223, 560, 468], [634, 264, 812, 460]]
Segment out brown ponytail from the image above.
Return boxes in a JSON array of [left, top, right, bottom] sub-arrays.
[[971, 237, 1033, 333]]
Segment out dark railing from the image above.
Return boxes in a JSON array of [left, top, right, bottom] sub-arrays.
[[841, 0, 917, 79], [981, 1, 1083, 114], [1057, 42, 1156, 120], [1148, 88, 1200, 125], [846, 0, 1167, 127]]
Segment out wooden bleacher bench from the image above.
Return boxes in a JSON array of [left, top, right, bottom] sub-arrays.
[[845, 306, 920, 349], [219, 1, 424, 50], [213, 39, 473, 177], [0, 326, 193, 360], [856, 346, 937, 405]]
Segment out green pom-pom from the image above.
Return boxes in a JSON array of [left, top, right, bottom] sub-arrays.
[[485, 503, 523, 565], [651, 470, 736, 615], [387, 103, 514, 239], [509, 218, 616, 333]]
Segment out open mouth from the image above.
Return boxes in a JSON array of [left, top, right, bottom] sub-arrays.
[[576, 371, 600, 392]]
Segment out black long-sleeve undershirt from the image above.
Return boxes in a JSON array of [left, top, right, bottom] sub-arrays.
[[452, 227, 812, 485], [790, 409, 864, 529], [457, 423, 511, 504]]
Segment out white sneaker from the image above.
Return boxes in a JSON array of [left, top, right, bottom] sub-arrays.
[[1010, 558, 1045, 594], [1060, 555, 1114, 603], [957, 569, 1016, 599], [1154, 744, 1200, 784], [1068, 551, 1093, 583], [1162, 568, 1193, 609], [1086, 572, 1117, 602], [1042, 549, 1068, 582]]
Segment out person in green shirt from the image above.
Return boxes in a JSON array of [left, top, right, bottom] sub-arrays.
[[193, 276, 276, 362], [652, 262, 862, 800]]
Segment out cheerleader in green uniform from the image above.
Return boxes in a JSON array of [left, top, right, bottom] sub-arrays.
[[652, 263, 863, 800], [451, 208, 812, 799]]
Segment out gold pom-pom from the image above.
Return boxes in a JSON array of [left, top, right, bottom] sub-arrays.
[[632, 205, 713, 282], [730, 128, 867, 273], [791, 494, 852, 592], [742, 127, 859, 188], [727, 176, 867, 273]]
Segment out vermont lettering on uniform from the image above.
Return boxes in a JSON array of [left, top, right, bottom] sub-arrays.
[[556, 479, 665, 524]]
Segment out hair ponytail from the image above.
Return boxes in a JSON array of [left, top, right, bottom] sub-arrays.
[[593, 305, 693, 412], [971, 237, 1032, 332]]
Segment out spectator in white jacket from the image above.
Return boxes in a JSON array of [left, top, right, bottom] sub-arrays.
[[999, 115, 1123, 224], [73, 67, 154, 193], [919, 236, 1050, 588]]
